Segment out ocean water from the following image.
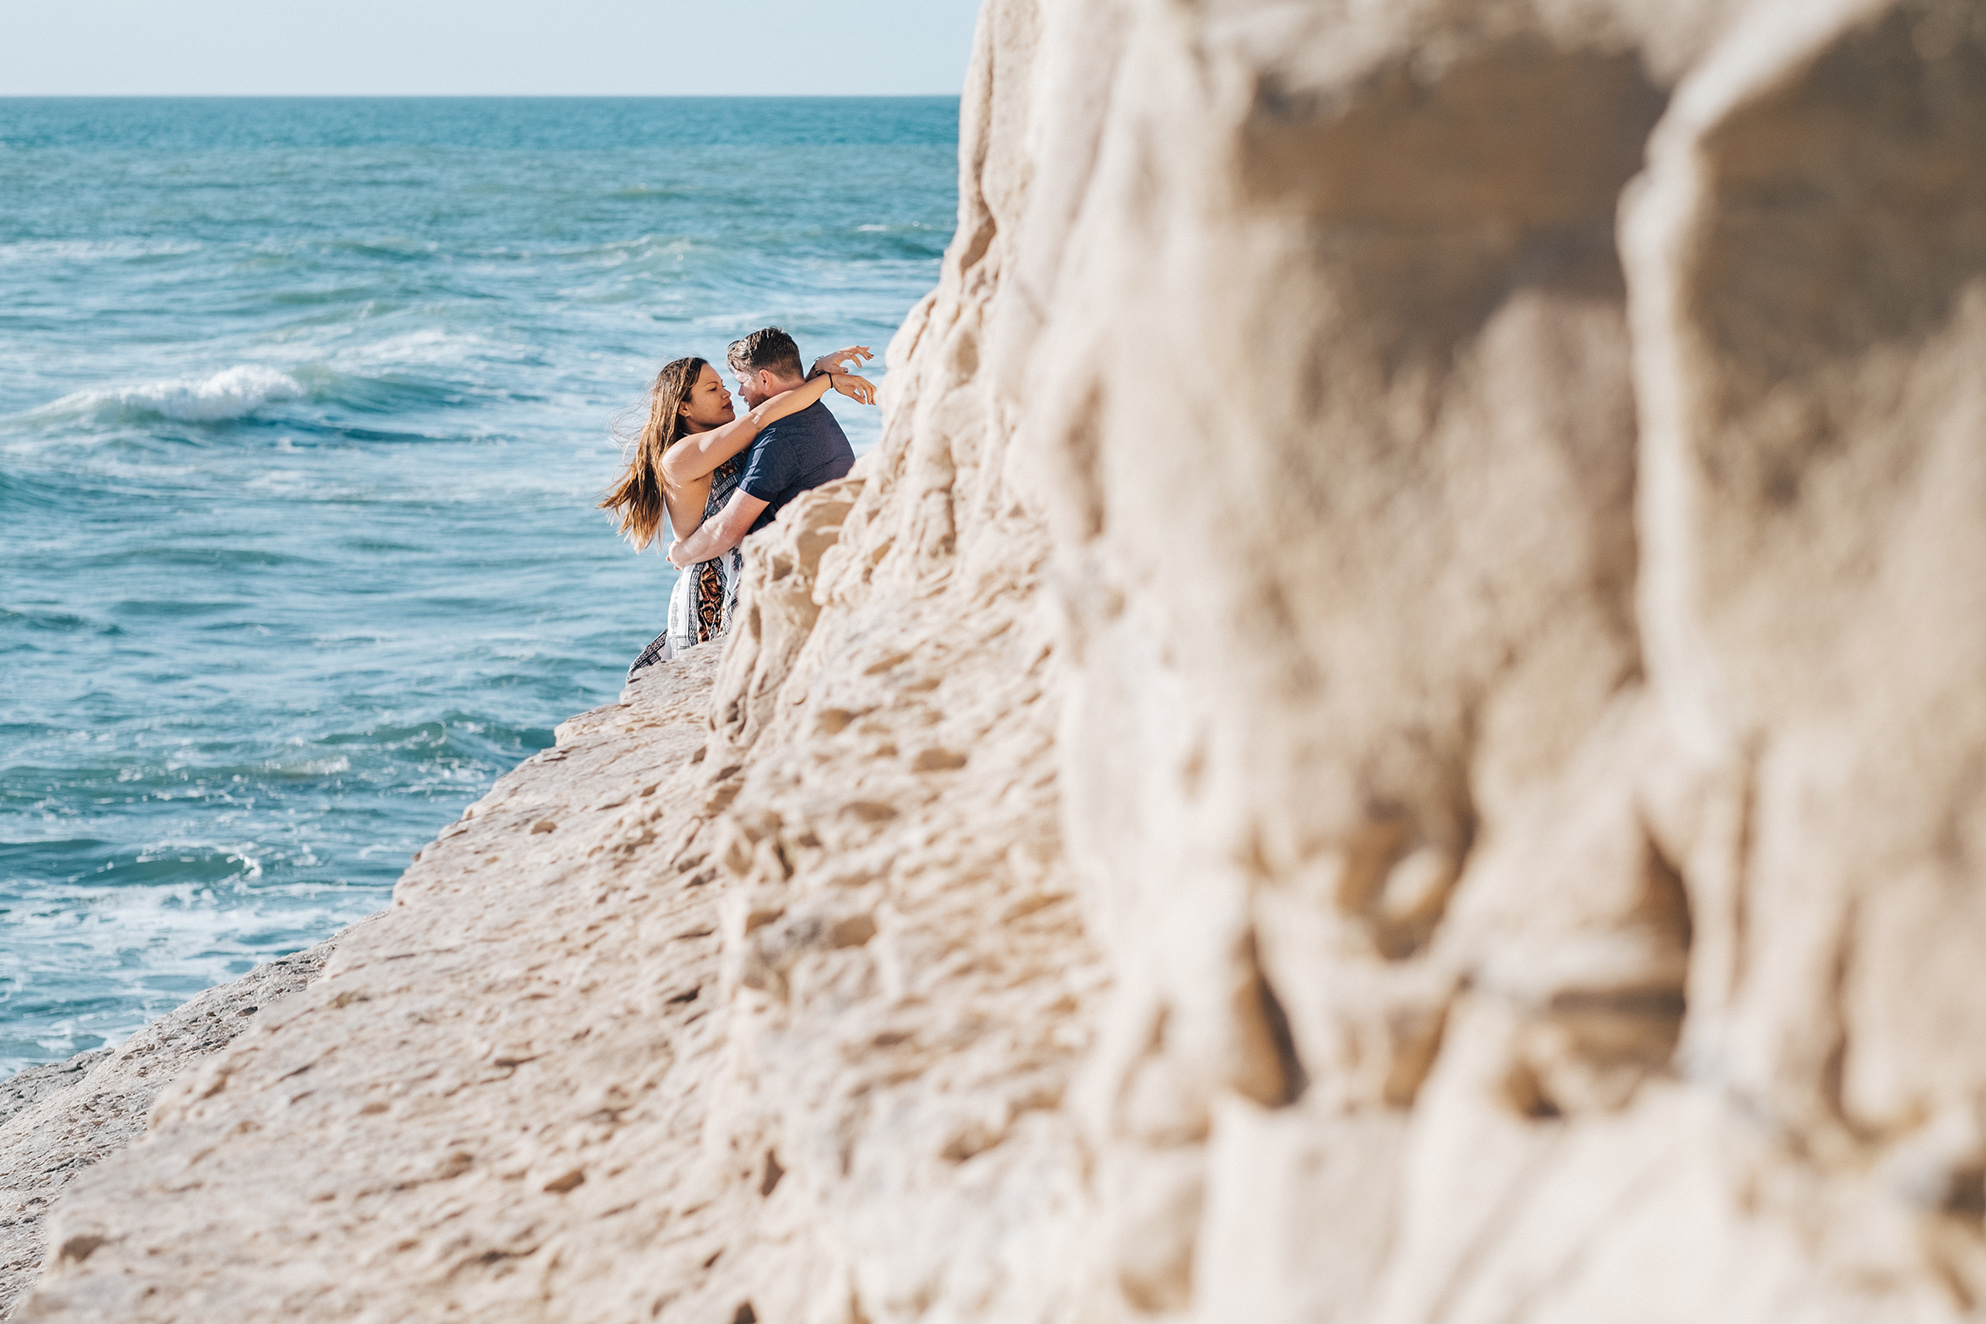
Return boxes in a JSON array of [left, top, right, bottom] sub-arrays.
[[0, 97, 958, 1075]]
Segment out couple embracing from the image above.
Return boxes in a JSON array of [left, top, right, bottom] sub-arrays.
[[603, 327, 876, 676]]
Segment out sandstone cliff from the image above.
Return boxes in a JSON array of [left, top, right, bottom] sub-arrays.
[[14, 0, 1986, 1319]]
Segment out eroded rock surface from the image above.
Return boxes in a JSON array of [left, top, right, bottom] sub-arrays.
[[15, 0, 1986, 1319], [0, 940, 341, 1319]]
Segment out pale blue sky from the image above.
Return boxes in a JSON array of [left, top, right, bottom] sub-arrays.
[[3, 0, 983, 96]]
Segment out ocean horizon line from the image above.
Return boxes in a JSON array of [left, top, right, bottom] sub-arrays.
[[0, 93, 962, 102]]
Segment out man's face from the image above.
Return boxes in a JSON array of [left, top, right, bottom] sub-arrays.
[[734, 368, 773, 409]]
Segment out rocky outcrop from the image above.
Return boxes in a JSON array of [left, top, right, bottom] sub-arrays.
[[14, 0, 1986, 1319], [0, 939, 341, 1318]]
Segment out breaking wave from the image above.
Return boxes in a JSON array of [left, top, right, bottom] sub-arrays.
[[34, 365, 306, 425]]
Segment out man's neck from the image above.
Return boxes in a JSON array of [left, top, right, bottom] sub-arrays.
[[764, 373, 807, 396]]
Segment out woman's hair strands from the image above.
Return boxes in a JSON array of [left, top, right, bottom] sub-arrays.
[[600, 355, 706, 550]]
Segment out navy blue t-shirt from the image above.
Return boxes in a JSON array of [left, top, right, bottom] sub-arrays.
[[738, 400, 855, 534]]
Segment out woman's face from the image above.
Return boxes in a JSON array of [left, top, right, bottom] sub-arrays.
[[679, 363, 736, 429]]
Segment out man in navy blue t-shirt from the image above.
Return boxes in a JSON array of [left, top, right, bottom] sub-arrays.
[[666, 327, 867, 571]]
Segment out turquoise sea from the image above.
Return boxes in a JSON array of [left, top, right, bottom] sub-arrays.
[[0, 97, 958, 1074]]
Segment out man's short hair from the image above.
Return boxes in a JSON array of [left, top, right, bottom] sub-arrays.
[[726, 327, 805, 381]]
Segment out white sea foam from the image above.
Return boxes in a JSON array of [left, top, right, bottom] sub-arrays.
[[260, 756, 352, 778], [0, 874, 370, 1072], [37, 365, 306, 424], [0, 238, 202, 264], [326, 329, 508, 374]]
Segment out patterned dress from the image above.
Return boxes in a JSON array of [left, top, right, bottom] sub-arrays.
[[626, 455, 746, 679]]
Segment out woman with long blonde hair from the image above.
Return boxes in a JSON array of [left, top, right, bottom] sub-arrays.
[[604, 347, 873, 673]]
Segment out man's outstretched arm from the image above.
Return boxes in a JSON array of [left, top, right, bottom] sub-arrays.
[[668, 488, 769, 568]]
